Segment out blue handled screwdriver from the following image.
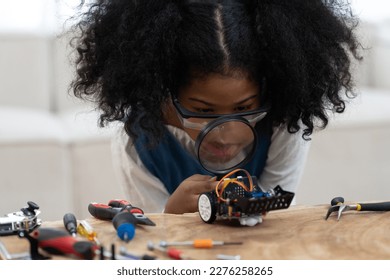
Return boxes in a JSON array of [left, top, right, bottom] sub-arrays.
[[112, 212, 137, 242]]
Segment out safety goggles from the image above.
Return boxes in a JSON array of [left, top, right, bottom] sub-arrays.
[[171, 95, 270, 130]]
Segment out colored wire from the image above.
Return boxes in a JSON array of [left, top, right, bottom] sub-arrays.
[[215, 169, 253, 202]]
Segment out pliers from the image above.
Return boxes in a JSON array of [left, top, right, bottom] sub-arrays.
[[325, 197, 390, 220], [88, 199, 155, 226]]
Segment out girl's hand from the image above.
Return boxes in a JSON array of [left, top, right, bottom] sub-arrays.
[[164, 174, 217, 214]]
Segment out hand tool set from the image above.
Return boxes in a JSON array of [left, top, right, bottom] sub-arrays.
[[7, 194, 390, 260], [0, 200, 155, 260]]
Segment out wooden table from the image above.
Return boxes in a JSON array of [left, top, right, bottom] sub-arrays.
[[1, 204, 390, 260]]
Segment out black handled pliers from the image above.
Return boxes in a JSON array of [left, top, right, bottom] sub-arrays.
[[325, 197, 390, 220], [88, 199, 155, 226]]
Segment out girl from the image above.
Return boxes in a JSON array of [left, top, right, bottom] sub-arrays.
[[71, 0, 361, 213]]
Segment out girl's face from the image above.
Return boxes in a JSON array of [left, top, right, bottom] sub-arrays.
[[171, 72, 263, 167], [177, 72, 261, 141]]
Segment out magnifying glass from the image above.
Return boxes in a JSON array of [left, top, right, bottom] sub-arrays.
[[194, 116, 257, 175]]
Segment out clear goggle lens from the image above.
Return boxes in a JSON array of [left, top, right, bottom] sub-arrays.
[[179, 111, 267, 130]]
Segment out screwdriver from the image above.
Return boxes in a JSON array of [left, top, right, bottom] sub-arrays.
[[77, 220, 100, 245], [112, 211, 137, 242], [119, 246, 157, 260], [63, 213, 78, 237], [23, 228, 97, 259], [159, 239, 243, 249], [147, 241, 190, 260]]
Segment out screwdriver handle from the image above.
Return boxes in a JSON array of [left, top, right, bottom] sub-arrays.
[[88, 203, 120, 220], [112, 212, 137, 242], [63, 213, 77, 236], [166, 248, 187, 260], [32, 228, 96, 259], [77, 220, 99, 244], [331, 197, 344, 206], [193, 239, 213, 248], [358, 202, 390, 211]]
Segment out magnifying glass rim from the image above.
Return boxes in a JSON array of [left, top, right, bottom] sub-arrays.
[[195, 116, 257, 175]]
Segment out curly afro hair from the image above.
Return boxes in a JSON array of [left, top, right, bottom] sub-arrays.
[[70, 0, 362, 142]]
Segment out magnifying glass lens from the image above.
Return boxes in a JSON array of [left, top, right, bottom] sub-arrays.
[[196, 119, 256, 173]]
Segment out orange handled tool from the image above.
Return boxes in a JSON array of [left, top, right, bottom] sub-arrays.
[[159, 239, 243, 249]]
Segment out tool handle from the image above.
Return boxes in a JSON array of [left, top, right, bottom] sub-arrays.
[[88, 203, 120, 220], [108, 199, 146, 215], [108, 199, 134, 209], [112, 212, 137, 242], [331, 197, 344, 206], [63, 213, 77, 236], [166, 248, 185, 260], [359, 202, 390, 211], [112, 212, 138, 229], [141, 254, 157, 260], [193, 239, 213, 248], [34, 228, 96, 259]]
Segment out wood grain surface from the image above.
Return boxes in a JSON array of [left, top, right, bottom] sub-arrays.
[[1, 204, 390, 260]]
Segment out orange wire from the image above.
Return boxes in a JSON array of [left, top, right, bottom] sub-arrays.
[[215, 169, 254, 202]]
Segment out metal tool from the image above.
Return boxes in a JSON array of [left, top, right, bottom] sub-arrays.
[[147, 241, 190, 260], [325, 196, 390, 220], [95, 244, 129, 260], [216, 254, 241, 260], [77, 220, 101, 245], [88, 199, 155, 226], [159, 239, 243, 249], [119, 246, 156, 260]]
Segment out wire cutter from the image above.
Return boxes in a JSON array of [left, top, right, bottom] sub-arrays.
[[325, 196, 390, 220]]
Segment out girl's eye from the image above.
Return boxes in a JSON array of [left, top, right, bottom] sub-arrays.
[[194, 108, 214, 114], [234, 105, 252, 112]]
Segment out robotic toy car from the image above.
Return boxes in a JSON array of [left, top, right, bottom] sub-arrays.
[[0, 201, 42, 236], [198, 169, 294, 226]]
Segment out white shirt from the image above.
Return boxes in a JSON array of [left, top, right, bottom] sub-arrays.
[[111, 124, 310, 213]]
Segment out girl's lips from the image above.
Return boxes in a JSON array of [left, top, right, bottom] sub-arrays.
[[201, 141, 237, 159]]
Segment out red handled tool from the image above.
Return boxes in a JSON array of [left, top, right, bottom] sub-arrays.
[[88, 199, 155, 244], [88, 199, 155, 226], [147, 241, 190, 260], [19, 228, 97, 259]]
